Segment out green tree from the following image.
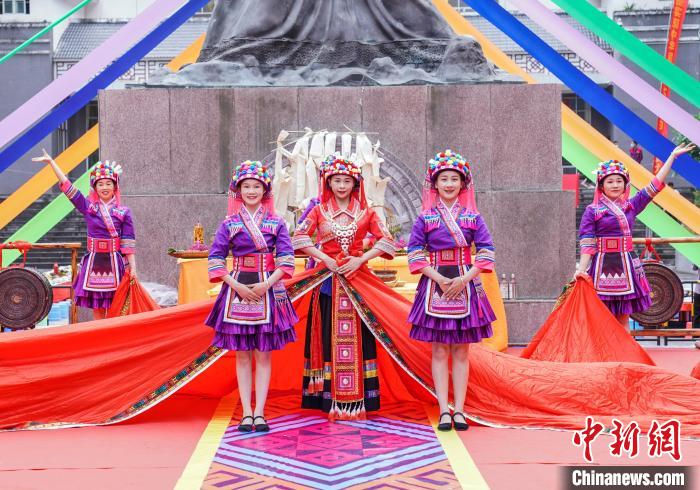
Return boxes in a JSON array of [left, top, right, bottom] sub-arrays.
[[673, 113, 700, 206], [674, 113, 700, 162]]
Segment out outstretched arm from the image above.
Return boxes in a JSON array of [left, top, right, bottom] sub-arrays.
[[656, 143, 696, 184], [33, 148, 68, 184], [34, 148, 89, 214]]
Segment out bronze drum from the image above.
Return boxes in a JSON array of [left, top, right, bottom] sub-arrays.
[[0, 268, 53, 330], [631, 261, 684, 327]]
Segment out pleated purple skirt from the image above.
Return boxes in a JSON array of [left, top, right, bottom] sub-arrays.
[[205, 282, 298, 351], [408, 276, 495, 344], [73, 252, 125, 309]]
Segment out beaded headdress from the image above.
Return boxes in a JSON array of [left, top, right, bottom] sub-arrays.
[[89, 161, 122, 204], [227, 160, 274, 216], [422, 150, 477, 213]]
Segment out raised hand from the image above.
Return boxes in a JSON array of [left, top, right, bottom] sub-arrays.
[[671, 143, 696, 158], [31, 148, 53, 165]]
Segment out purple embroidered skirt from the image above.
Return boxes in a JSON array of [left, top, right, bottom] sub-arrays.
[[408, 275, 495, 344], [205, 275, 298, 352], [588, 251, 652, 315], [73, 252, 126, 309]]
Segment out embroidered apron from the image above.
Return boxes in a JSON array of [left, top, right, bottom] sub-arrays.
[[424, 202, 471, 318], [309, 201, 368, 419], [592, 197, 635, 296], [223, 207, 272, 324], [83, 201, 121, 292]]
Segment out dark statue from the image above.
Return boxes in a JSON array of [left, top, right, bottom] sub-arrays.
[[149, 0, 502, 86]]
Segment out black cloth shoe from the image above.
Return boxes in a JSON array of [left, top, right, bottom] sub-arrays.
[[238, 415, 254, 432], [253, 415, 270, 432], [452, 412, 469, 431], [437, 412, 453, 431]]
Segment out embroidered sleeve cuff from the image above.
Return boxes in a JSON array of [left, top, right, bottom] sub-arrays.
[[372, 237, 396, 259], [474, 248, 495, 272], [208, 258, 228, 282], [120, 239, 136, 255], [60, 180, 79, 199], [580, 237, 597, 255], [408, 248, 430, 274], [579, 237, 598, 255], [291, 234, 315, 251], [275, 255, 296, 278], [645, 177, 665, 198]]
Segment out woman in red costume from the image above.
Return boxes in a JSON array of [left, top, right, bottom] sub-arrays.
[[291, 154, 396, 419]]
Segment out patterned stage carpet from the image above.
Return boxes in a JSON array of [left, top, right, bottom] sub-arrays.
[[201, 394, 461, 489]]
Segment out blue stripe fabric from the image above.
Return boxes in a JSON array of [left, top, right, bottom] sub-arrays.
[[0, 0, 210, 173], [461, 0, 699, 187]]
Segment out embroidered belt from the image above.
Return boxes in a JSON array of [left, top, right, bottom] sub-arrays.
[[597, 236, 633, 253], [87, 237, 121, 253], [430, 248, 472, 266], [233, 253, 275, 272]]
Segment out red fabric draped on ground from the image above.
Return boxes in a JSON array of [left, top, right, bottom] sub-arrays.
[[106, 270, 160, 318], [288, 266, 700, 436], [0, 267, 698, 436], [520, 278, 654, 365], [692, 362, 700, 380], [0, 301, 220, 430]]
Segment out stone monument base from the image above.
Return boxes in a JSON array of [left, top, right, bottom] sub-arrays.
[[98, 83, 574, 342]]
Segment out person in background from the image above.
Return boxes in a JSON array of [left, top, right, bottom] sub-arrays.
[[629, 141, 643, 163], [575, 143, 696, 327], [33, 149, 136, 320]]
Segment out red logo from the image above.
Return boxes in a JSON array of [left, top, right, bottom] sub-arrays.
[[609, 419, 640, 458], [647, 419, 682, 462], [574, 418, 682, 463], [572, 417, 605, 463]]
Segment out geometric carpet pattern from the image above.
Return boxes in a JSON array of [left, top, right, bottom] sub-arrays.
[[202, 394, 460, 490]]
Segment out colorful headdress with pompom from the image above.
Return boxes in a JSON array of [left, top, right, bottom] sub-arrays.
[[227, 160, 274, 216], [595, 159, 629, 184], [320, 154, 362, 181], [318, 154, 366, 208], [593, 159, 631, 206], [89, 161, 122, 204], [422, 150, 478, 213], [428, 150, 471, 183], [230, 160, 272, 191], [90, 161, 122, 187]]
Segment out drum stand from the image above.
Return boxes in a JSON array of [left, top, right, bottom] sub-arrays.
[[630, 236, 700, 345], [0, 242, 81, 330]]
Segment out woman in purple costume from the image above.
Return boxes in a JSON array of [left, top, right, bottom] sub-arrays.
[[574, 143, 695, 327], [34, 150, 137, 320], [407, 150, 496, 432], [205, 160, 298, 433]]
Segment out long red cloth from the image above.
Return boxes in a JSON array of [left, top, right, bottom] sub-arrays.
[[521, 278, 654, 365], [106, 270, 160, 318], [0, 266, 698, 435], [691, 362, 700, 380]]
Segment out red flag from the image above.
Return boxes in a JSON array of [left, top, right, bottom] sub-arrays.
[[652, 0, 688, 174]]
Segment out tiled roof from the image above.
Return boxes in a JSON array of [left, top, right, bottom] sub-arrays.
[[55, 18, 209, 60], [460, 9, 612, 54]]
